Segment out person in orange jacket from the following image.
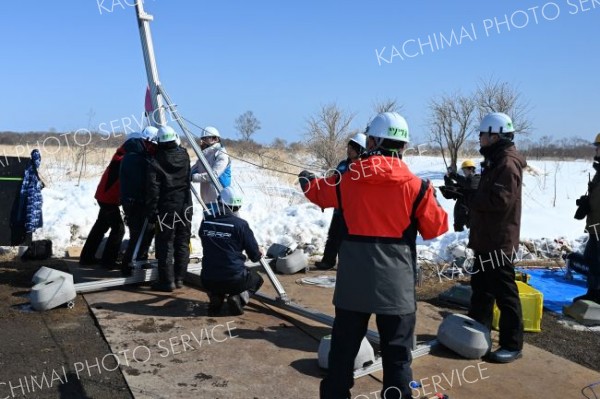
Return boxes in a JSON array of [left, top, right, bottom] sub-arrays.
[[300, 112, 448, 399]]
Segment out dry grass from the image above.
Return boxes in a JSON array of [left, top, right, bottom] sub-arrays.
[[1, 139, 315, 190], [0, 143, 116, 186]]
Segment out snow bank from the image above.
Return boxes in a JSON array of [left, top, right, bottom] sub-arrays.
[[34, 154, 593, 259]]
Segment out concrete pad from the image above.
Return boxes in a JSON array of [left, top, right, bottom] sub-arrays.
[[412, 344, 600, 399], [83, 286, 383, 398], [564, 300, 600, 326], [410, 302, 600, 398], [75, 265, 600, 398]]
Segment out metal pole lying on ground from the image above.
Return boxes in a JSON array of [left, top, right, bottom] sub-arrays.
[[74, 265, 202, 293]]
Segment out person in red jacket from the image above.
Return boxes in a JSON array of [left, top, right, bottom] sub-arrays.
[[80, 144, 126, 268], [300, 112, 448, 399]]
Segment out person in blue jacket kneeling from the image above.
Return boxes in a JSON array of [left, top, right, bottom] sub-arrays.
[[200, 187, 263, 316]]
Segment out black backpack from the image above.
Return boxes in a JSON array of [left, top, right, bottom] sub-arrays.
[[21, 239, 53, 261]]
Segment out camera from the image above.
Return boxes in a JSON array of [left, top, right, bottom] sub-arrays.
[[576, 195, 588, 206], [574, 195, 590, 220]]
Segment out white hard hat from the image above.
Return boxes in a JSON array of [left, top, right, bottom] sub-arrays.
[[479, 112, 515, 134], [126, 131, 143, 140], [157, 125, 179, 143], [349, 132, 367, 151], [202, 126, 220, 138], [218, 187, 243, 207], [141, 126, 159, 141], [366, 112, 410, 143]]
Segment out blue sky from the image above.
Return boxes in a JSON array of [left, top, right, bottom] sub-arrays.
[[1, 1, 599, 145]]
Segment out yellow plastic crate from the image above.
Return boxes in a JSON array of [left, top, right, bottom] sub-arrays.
[[492, 280, 543, 333], [515, 271, 531, 284]]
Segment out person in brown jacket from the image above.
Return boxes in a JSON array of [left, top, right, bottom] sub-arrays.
[[467, 112, 527, 364]]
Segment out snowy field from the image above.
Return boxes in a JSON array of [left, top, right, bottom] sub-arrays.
[[36, 153, 594, 261]]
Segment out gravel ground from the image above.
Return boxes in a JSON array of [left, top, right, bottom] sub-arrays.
[[0, 258, 133, 399]]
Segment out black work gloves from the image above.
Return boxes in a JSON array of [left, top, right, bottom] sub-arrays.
[[298, 170, 316, 192]]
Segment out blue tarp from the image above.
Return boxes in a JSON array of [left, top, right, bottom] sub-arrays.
[[520, 268, 587, 313]]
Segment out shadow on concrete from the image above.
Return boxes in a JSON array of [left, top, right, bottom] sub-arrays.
[[90, 288, 210, 318], [232, 322, 321, 353], [59, 372, 93, 399], [428, 343, 474, 360], [289, 358, 327, 378]]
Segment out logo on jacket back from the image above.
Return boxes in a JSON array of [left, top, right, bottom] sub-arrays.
[[202, 229, 232, 239]]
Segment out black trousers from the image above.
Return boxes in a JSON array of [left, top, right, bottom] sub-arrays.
[[322, 211, 344, 265], [453, 203, 469, 232], [155, 211, 191, 284], [320, 308, 415, 399], [202, 269, 264, 296], [122, 201, 155, 266], [583, 233, 600, 290], [468, 252, 523, 351], [80, 203, 124, 265]]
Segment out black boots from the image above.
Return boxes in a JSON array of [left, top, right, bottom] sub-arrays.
[[151, 281, 175, 292], [227, 295, 244, 316], [488, 348, 523, 363], [573, 289, 600, 304], [208, 293, 226, 316], [314, 260, 335, 270]]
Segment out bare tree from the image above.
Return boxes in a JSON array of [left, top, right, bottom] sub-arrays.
[[234, 110, 261, 142], [475, 78, 532, 134], [428, 93, 477, 171], [553, 161, 561, 207], [271, 137, 287, 150], [373, 97, 403, 114], [76, 108, 96, 186], [305, 103, 356, 169]]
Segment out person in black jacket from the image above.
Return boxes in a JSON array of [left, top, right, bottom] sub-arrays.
[[468, 112, 527, 364], [315, 133, 366, 270], [146, 125, 193, 292], [439, 159, 481, 232], [200, 187, 263, 316], [120, 127, 158, 275], [80, 144, 126, 268]]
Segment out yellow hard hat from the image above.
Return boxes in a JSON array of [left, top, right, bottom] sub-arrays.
[[461, 159, 476, 169], [594, 133, 600, 146]]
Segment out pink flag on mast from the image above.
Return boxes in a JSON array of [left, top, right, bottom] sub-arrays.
[[145, 86, 154, 115]]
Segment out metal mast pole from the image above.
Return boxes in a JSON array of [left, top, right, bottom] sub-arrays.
[[134, 2, 222, 191], [134, 1, 166, 126]]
